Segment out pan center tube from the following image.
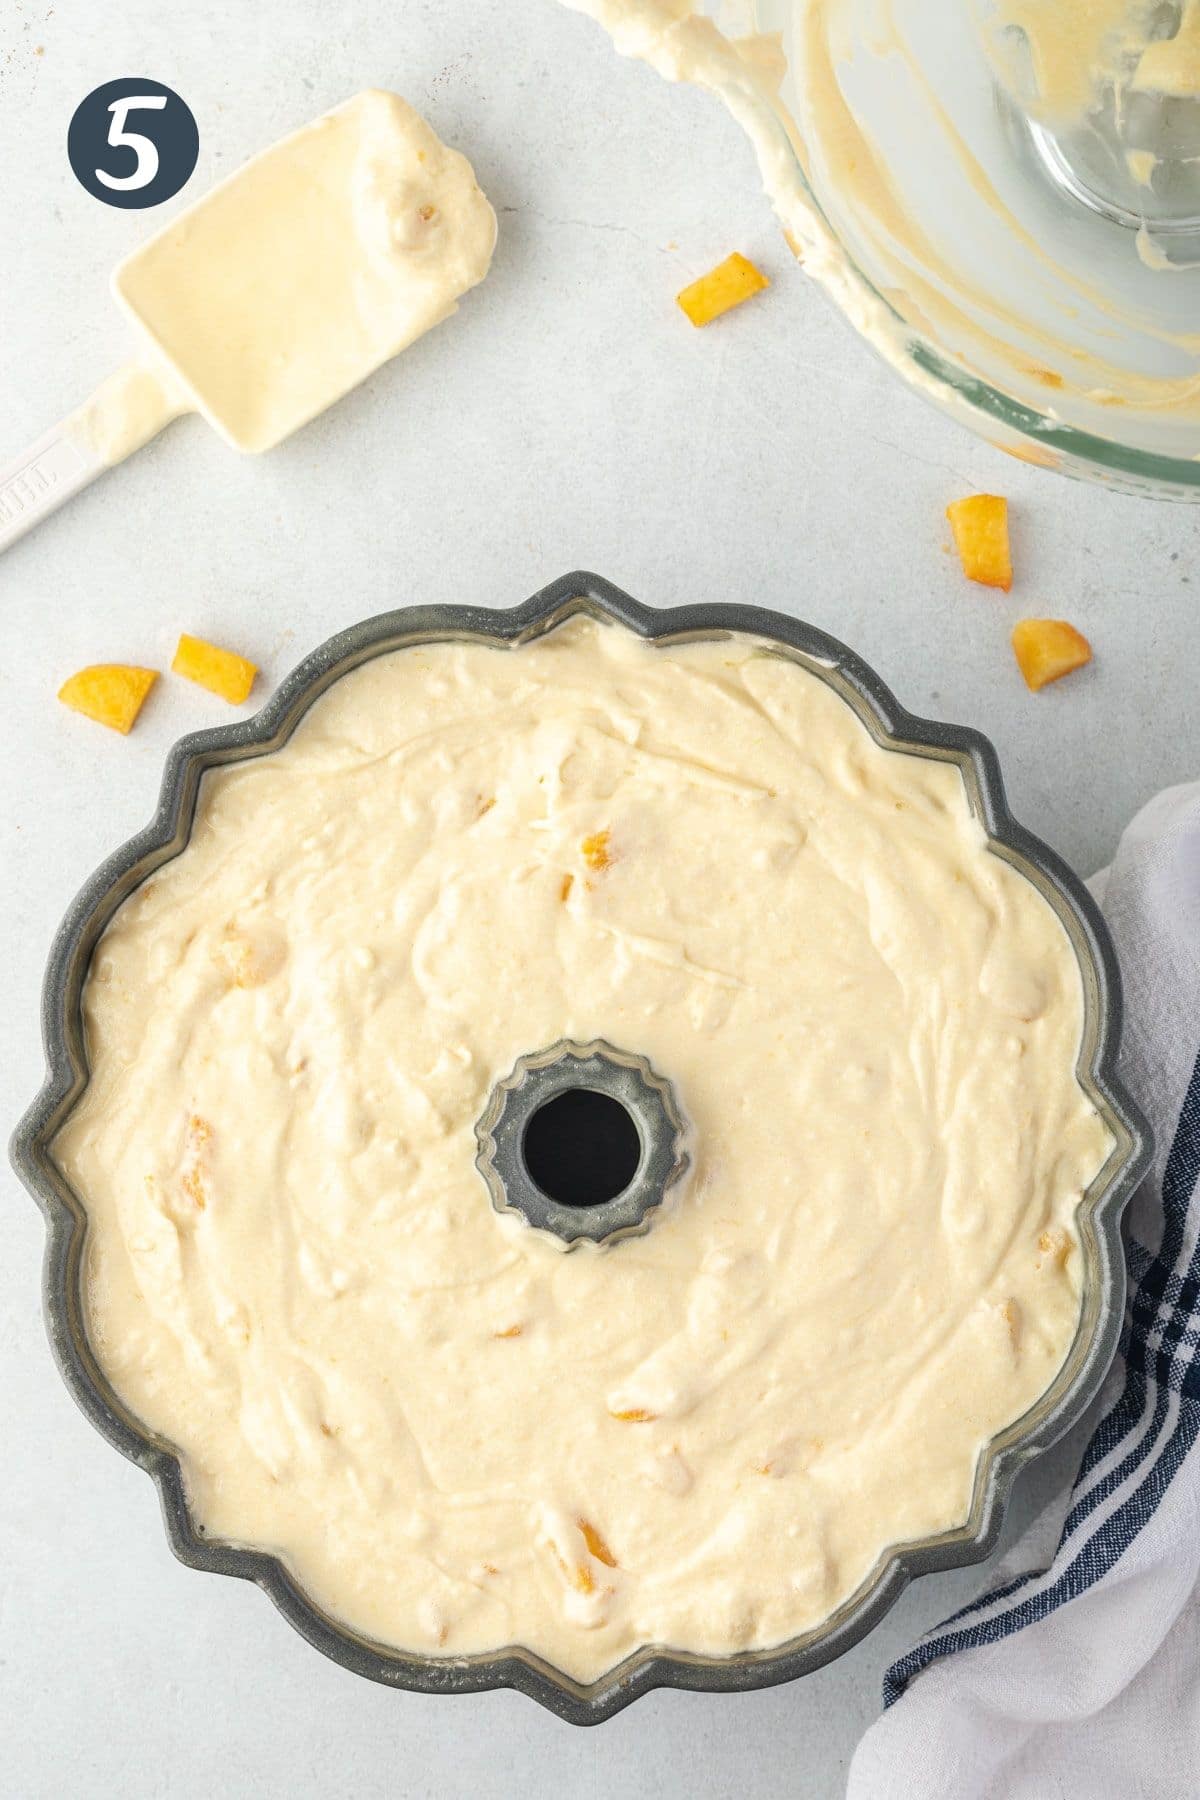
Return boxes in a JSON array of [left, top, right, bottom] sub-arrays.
[[474, 1039, 689, 1247]]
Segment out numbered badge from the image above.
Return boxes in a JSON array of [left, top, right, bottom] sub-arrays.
[[68, 78, 199, 209]]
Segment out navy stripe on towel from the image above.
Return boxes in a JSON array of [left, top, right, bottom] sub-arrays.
[[883, 1047, 1200, 1708]]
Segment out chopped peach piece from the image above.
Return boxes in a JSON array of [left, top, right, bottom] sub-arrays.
[[1012, 620, 1092, 692], [581, 830, 611, 872], [172, 632, 257, 704], [577, 1518, 617, 1569], [58, 664, 157, 734], [609, 1407, 657, 1423], [180, 1113, 213, 1212], [677, 253, 769, 327], [215, 923, 285, 990], [1037, 1227, 1073, 1269], [946, 494, 1013, 591], [549, 1544, 596, 1594]]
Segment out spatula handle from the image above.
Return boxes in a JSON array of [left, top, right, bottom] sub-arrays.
[[0, 365, 185, 559], [0, 421, 107, 557]]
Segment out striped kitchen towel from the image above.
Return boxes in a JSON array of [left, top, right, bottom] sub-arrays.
[[849, 782, 1200, 1800]]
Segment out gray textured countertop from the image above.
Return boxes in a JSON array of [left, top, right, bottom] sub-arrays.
[[2, 2, 1196, 1795]]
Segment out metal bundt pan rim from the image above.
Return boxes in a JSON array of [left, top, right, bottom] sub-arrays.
[[11, 570, 1152, 1725]]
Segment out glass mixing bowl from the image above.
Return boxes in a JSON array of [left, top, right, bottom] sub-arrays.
[[572, 0, 1200, 498]]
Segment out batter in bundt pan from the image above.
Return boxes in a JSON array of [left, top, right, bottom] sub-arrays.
[[54, 613, 1112, 1680]]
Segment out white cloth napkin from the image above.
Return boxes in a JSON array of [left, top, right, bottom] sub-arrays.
[[848, 782, 1200, 1800]]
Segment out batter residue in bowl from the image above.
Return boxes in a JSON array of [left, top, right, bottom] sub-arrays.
[[565, 1, 1200, 471], [54, 615, 1112, 1680]]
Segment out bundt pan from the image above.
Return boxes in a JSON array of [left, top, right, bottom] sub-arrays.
[[12, 572, 1150, 1724]]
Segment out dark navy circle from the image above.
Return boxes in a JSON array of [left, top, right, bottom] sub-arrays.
[[68, 78, 198, 209]]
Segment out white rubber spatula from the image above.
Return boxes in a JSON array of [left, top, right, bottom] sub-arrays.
[[0, 367, 184, 555], [1, 414, 111, 555], [0, 89, 496, 558]]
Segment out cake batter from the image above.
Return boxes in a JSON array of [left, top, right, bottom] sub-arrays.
[[54, 615, 1113, 1680]]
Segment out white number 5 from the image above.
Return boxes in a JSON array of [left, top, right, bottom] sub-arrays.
[[96, 95, 167, 192]]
